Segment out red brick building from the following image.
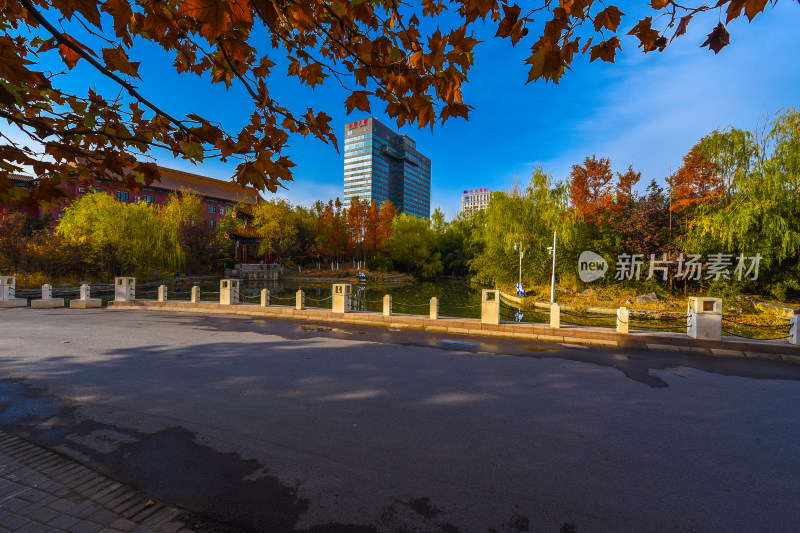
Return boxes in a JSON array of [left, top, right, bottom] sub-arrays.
[[49, 166, 261, 227], [3, 165, 268, 262]]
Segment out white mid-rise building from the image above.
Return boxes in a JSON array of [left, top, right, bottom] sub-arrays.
[[461, 187, 490, 213]]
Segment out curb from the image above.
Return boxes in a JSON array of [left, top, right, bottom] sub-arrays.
[[106, 300, 800, 365]]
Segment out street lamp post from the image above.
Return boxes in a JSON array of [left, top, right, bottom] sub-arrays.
[[513, 242, 523, 287], [547, 230, 557, 303]]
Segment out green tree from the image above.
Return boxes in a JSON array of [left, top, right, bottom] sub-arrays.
[[56, 191, 178, 275], [470, 168, 569, 286], [387, 213, 442, 277], [683, 109, 800, 299], [251, 199, 298, 262]]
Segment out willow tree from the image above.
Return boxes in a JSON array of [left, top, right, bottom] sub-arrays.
[[470, 168, 569, 286], [683, 109, 800, 298], [56, 191, 179, 274], [2, 0, 788, 209]]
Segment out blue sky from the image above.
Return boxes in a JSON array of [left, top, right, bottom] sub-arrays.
[[8, 2, 800, 218]]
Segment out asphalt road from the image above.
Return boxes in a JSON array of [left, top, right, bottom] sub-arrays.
[[2, 307, 799, 532]]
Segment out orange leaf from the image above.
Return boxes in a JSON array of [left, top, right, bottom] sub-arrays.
[[228, 0, 252, 24], [102, 46, 140, 78], [700, 22, 730, 54], [58, 36, 83, 70], [726, 0, 768, 23], [495, 4, 522, 39], [52, 0, 102, 27], [589, 37, 621, 62], [593, 6, 624, 32], [178, 0, 231, 41], [344, 91, 372, 114]]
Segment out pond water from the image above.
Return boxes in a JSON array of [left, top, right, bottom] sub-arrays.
[[32, 276, 789, 339], [162, 277, 493, 320]]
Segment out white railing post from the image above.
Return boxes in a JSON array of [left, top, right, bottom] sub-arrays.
[[114, 277, 135, 302], [296, 290, 305, 310], [332, 284, 351, 313], [550, 303, 560, 329], [481, 290, 500, 325], [158, 285, 168, 302], [383, 295, 392, 316], [32, 283, 64, 309], [789, 312, 799, 345], [261, 289, 270, 306], [687, 297, 722, 340], [191, 286, 200, 303], [429, 297, 439, 319], [617, 307, 629, 334]]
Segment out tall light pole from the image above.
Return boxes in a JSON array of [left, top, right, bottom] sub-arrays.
[[513, 241, 523, 287], [547, 230, 557, 303]]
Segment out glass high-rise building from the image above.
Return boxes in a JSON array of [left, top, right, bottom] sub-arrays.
[[343, 117, 431, 218]]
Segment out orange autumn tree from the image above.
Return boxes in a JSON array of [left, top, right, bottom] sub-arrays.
[[1, 0, 784, 209], [377, 201, 396, 251], [313, 198, 347, 264], [346, 196, 370, 263], [670, 147, 723, 213], [569, 156, 640, 224], [569, 155, 614, 224]]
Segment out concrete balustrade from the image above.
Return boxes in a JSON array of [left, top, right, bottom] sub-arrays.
[[687, 297, 722, 341], [332, 284, 351, 313], [617, 307, 629, 334], [69, 284, 101, 309], [114, 277, 135, 302], [0, 276, 27, 308], [430, 297, 439, 320], [32, 284, 64, 309], [18, 277, 800, 351]]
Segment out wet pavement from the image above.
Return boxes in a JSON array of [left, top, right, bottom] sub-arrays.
[[1, 308, 800, 532]]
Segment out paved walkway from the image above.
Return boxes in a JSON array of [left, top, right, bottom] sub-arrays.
[[0, 430, 191, 532]]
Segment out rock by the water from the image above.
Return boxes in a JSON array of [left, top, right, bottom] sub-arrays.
[[635, 292, 662, 304]]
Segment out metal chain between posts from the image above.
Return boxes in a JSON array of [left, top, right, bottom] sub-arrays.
[[722, 316, 792, 329], [305, 295, 333, 302], [722, 330, 791, 341], [560, 309, 617, 319], [269, 295, 296, 303]]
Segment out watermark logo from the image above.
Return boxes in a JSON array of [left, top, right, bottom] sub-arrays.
[[578, 251, 608, 282], [578, 252, 762, 283]]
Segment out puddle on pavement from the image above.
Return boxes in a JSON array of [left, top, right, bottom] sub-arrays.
[[301, 325, 333, 332], [523, 345, 561, 352], [0, 381, 64, 425]]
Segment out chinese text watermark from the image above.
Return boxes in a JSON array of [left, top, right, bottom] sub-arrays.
[[578, 252, 762, 283]]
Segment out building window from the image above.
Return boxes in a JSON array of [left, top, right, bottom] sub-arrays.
[[78, 187, 85, 193], [143, 194, 154, 204], [208, 219, 216, 228], [134, 196, 140, 203], [208, 205, 216, 214], [116, 191, 129, 202], [58, 212, 65, 219]]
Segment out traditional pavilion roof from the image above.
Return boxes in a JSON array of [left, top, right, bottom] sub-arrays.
[[225, 226, 262, 244], [153, 167, 261, 204]]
